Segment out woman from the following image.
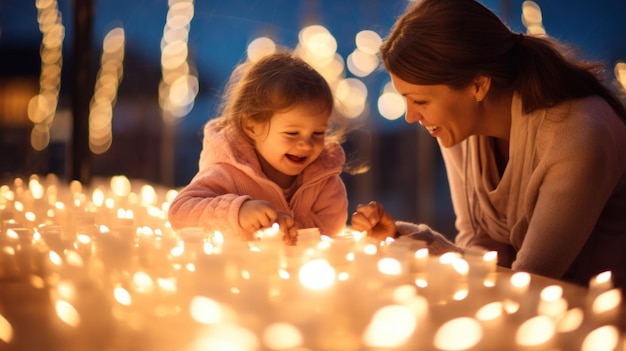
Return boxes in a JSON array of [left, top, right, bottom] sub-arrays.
[[351, 0, 626, 289]]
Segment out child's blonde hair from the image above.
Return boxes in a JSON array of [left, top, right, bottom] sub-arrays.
[[214, 50, 339, 142]]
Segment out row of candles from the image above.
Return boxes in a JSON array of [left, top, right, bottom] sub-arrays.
[[0, 173, 624, 350]]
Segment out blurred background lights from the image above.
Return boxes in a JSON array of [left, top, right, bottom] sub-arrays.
[[29, 0, 65, 151], [615, 62, 626, 91], [521, 1, 546, 35], [346, 49, 379, 77], [159, 0, 198, 120], [355, 30, 382, 55], [89, 27, 125, 154], [378, 90, 405, 120], [298, 25, 337, 63], [335, 78, 367, 119], [378, 82, 406, 120], [247, 37, 277, 62]]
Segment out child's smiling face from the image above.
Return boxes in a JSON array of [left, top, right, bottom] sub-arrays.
[[246, 103, 330, 186]]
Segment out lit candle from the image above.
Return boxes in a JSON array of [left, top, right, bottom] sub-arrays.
[[537, 285, 568, 320]]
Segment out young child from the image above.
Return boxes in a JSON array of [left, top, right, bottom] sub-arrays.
[[168, 51, 348, 244]]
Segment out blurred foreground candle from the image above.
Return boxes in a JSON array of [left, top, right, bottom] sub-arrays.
[[3, 174, 626, 350], [589, 288, 622, 326], [465, 248, 497, 277], [505, 271, 531, 299], [296, 227, 320, 247], [537, 285, 567, 320], [423, 252, 467, 305], [588, 271, 614, 304]]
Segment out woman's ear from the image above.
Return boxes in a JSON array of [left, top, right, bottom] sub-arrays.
[[473, 75, 491, 102]]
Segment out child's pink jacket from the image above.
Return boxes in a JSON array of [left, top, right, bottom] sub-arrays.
[[168, 119, 348, 238]]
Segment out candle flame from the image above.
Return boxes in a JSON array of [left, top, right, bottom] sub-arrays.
[[452, 258, 470, 275], [6, 229, 18, 240], [415, 248, 428, 259], [113, 286, 132, 306], [55, 300, 80, 327], [48, 250, 62, 266], [363, 305, 417, 347], [157, 277, 177, 294], [590, 271, 613, 288], [581, 325, 619, 351], [190, 296, 224, 324], [556, 307, 584, 332], [262, 322, 303, 350], [453, 288, 469, 301], [592, 289, 621, 314], [299, 258, 335, 290], [511, 272, 531, 288], [0, 314, 14, 343], [65, 250, 84, 267], [483, 250, 498, 262], [475, 302, 503, 321], [132, 271, 155, 293], [363, 244, 377, 255], [378, 257, 403, 275], [110, 175, 131, 197], [415, 277, 428, 288], [13, 201, 23, 212], [503, 299, 520, 314], [540, 285, 563, 301], [439, 252, 461, 264], [433, 317, 482, 350], [92, 188, 105, 207], [516, 315, 554, 346]]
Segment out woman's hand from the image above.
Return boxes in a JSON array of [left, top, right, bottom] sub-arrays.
[[350, 201, 397, 241]]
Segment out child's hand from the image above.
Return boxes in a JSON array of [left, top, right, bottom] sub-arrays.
[[276, 212, 298, 245], [239, 200, 278, 239]]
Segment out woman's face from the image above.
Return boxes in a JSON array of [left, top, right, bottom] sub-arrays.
[[391, 73, 481, 148]]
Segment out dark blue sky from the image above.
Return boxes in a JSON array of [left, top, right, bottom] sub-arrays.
[[1, 0, 625, 133]]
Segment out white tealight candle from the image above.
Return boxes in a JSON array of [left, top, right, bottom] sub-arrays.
[[537, 285, 567, 320]]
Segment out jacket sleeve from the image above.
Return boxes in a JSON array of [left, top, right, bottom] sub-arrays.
[[167, 167, 250, 238], [298, 175, 348, 237]]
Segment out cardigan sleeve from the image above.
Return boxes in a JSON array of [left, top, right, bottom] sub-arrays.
[[167, 166, 251, 238], [512, 114, 622, 279]]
